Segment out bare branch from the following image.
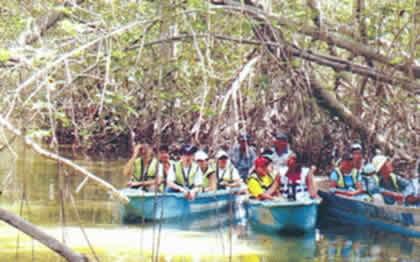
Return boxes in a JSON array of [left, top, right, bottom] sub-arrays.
[[0, 116, 129, 203], [0, 208, 89, 262], [213, 0, 420, 79]]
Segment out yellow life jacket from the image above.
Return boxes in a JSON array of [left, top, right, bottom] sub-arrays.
[[373, 173, 400, 192], [335, 168, 359, 188], [216, 161, 236, 189], [174, 160, 200, 188], [248, 172, 273, 191], [201, 162, 216, 188], [157, 159, 174, 192], [133, 157, 159, 182]]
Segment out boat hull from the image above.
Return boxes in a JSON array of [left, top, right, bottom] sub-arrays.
[[318, 190, 420, 238], [247, 199, 321, 233], [120, 188, 242, 223]]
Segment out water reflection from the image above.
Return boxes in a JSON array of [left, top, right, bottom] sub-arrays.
[[317, 223, 420, 262]]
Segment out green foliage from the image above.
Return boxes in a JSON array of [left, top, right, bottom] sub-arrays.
[[0, 49, 9, 62], [0, 0, 416, 159]]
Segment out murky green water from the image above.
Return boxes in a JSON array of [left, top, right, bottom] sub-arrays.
[[1, 141, 419, 262]]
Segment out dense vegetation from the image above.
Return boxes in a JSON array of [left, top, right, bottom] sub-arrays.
[[0, 0, 418, 173]]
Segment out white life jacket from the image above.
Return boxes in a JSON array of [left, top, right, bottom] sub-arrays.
[[279, 167, 310, 201]]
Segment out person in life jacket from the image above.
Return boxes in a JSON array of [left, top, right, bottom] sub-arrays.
[[410, 163, 420, 206], [351, 142, 364, 172], [268, 152, 319, 201], [195, 150, 216, 192], [271, 132, 294, 171], [166, 144, 203, 200], [206, 150, 243, 192], [230, 134, 257, 181], [328, 152, 365, 198], [123, 143, 162, 191], [371, 155, 416, 205], [156, 144, 173, 192], [247, 156, 277, 200]]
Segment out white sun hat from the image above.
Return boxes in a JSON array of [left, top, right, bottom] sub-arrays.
[[372, 155, 388, 173], [216, 150, 229, 159], [195, 150, 208, 161]]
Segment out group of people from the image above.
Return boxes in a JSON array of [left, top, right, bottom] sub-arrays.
[[123, 133, 319, 201], [328, 143, 420, 206], [122, 132, 419, 206]]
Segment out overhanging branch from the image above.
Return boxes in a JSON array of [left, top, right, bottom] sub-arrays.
[[212, 0, 420, 79], [128, 33, 420, 94]]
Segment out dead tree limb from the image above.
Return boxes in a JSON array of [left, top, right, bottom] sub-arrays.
[[0, 116, 129, 203], [0, 207, 89, 262]]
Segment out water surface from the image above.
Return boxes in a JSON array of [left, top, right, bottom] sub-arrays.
[[1, 142, 419, 261]]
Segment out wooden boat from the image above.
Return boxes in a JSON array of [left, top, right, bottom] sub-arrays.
[[316, 177, 420, 238], [119, 187, 243, 223], [246, 198, 321, 233]]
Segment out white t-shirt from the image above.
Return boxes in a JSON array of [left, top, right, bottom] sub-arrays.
[[271, 147, 294, 170]]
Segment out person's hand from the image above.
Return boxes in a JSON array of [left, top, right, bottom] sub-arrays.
[[220, 181, 229, 187], [187, 191, 197, 200], [133, 144, 142, 157], [127, 181, 141, 188], [274, 196, 286, 201], [313, 195, 322, 202]]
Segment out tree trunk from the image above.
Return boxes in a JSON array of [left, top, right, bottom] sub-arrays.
[[0, 208, 89, 262]]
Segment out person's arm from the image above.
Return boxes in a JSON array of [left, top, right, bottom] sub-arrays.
[[229, 147, 239, 167], [166, 167, 189, 196], [205, 172, 217, 192], [405, 195, 420, 205], [137, 177, 160, 187], [399, 176, 415, 204], [257, 193, 276, 200], [265, 176, 280, 197], [333, 182, 365, 197], [381, 190, 404, 204], [123, 145, 141, 177], [306, 170, 320, 199], [222, 168, 242, 188], [188, 168, 204, 200]]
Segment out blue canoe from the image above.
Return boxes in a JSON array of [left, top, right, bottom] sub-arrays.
[[119, 188, 242, 223], [317, 179, 420, 238], [247, 199, 321, 233]]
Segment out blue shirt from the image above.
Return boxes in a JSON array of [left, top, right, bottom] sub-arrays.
[[229, 144, 256, 180], [376, 174, 413, 205], [329, 169, 362, 192]]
